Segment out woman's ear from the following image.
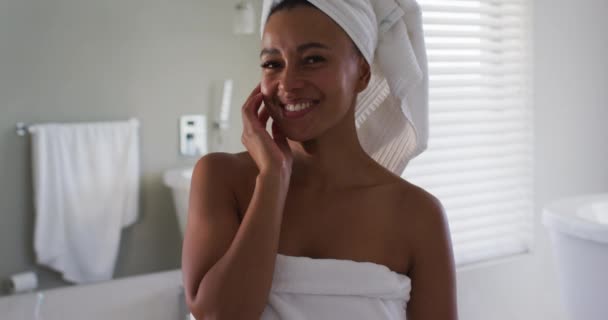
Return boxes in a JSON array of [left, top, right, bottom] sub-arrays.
[[355, 55, 371, 93]]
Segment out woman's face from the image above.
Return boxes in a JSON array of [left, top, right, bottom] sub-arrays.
[[260, 6, 369, 142]]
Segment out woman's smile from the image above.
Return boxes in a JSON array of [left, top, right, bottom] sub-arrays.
[[280, 99, 320, 119]]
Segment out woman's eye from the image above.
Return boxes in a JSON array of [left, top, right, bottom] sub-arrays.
[[260, 61, 282, 69], [304, 56, 325, 64]]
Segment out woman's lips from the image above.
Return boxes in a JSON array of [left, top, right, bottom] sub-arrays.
[[279, 100, 319, 119]]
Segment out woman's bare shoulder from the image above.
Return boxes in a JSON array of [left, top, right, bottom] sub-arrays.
[[381, 178, 445, 237], [396, 179, 442, 209], [395, 180, 451, 255], [193, 151, 258, 185], [392, 179, 446, 227]]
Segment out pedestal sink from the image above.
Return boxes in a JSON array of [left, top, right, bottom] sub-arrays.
[[163, 168, 194, 237], [543, 193, 608, 320]]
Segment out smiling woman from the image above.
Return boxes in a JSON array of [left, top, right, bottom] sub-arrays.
[[181, 0, 458, 319]]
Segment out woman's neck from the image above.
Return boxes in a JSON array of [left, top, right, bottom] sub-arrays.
[[286, 109, 389, 191]]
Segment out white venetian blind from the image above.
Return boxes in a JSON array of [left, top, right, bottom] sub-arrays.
[[402, 0, 534, 267]]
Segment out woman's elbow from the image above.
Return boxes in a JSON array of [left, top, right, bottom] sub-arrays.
[[186, 292, 254, 320], [185, 285, 215, 320], [187, 297, 218, 320]]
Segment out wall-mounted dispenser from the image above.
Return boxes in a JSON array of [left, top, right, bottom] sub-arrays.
[[180, 115, 207, 157]]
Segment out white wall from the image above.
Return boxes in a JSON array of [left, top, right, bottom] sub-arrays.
[[456, 0, 608, 319]]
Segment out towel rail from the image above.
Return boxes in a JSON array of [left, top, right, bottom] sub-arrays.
[[16, 122, 30, 136], [15, 119, 140, 136]]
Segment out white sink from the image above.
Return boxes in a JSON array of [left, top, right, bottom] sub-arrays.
[[543, 193, 608, 320], [578, 201, 608, 225], [163, 168, 194, 237]]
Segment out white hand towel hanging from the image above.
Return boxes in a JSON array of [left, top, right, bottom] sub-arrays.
[[30, 119, 140, 283]]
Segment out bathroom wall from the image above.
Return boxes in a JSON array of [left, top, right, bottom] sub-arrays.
[[455, 0, 608, 319], [0, 0, 261, 294]]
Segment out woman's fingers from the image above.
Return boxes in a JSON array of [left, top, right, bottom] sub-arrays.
[[241, 84, 262, 124], [240, 84, 293, 176], [242, 92, 264, 131], [258, 105, 271, 129], [272, 121, 291, 156], [246, 83, 262, 102]]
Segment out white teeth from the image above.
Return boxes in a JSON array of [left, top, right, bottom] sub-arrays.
[[285, 102, 313, 112]]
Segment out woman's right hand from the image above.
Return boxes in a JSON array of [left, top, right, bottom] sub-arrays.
[[241, 84, 293, 179]]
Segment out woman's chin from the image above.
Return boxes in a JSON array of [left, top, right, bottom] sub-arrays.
[[285, 135, 310, 143], [283, 130, 316, 143]]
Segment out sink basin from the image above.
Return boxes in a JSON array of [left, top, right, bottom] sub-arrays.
[[543, 193, 608, 320], [578, 201, 608, 225], [163, 168, 194, 237]]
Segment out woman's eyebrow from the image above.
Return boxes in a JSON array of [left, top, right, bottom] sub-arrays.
[[260, 48, 280, 57], [297, 42, 330, 52], [260, 42, 330, 57]]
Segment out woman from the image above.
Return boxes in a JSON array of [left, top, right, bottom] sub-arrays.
[[182, 0, 457, 319]]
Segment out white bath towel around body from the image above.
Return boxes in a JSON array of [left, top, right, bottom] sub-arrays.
[[30, 119, 140, 283], [261, 254, 411, 319]]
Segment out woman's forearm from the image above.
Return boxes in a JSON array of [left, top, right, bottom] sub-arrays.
[[193, 172, 289, 320]]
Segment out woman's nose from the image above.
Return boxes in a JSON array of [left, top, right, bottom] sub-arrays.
[[278, 66, 305, 92]]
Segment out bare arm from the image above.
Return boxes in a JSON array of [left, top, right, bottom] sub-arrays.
[[182, 153, 290, 320], [406, 192, 459, 320], [183, 84, 293, 319]]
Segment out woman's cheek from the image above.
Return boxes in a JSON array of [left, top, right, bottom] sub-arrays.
[[260, 77, 277, 98], [260, 81, 272, 107], [260, 78, 270, 95], [259, 78, 280, 119]]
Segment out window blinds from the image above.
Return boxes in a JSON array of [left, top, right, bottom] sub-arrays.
[[402, 0, 534, 267]]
